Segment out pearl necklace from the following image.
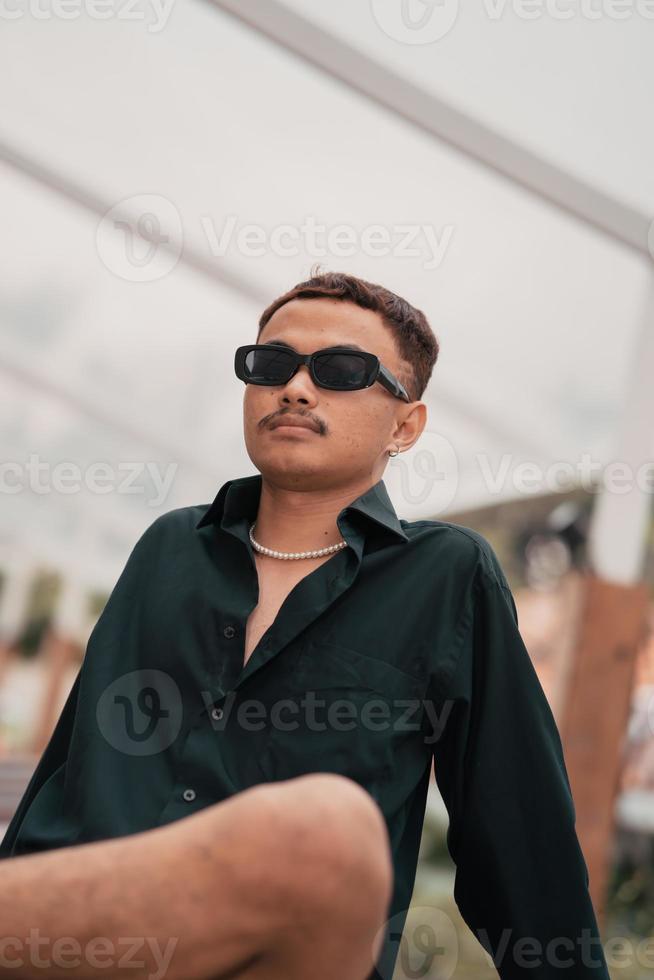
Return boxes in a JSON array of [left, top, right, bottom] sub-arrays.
[[249, 522, 348, 560]]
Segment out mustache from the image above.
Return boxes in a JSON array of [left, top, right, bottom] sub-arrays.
[[261, 410, 326, 434]]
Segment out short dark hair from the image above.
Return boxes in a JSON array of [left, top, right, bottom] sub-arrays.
[[257, 267, 440, 402]]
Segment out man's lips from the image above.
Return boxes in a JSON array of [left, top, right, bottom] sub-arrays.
[[268, 415, 321, 433]]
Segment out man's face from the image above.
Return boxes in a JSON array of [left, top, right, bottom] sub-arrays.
[[242, 297, 419, 490]]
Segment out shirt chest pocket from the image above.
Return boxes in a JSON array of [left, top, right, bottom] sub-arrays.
[[257, 639, 428, 794]]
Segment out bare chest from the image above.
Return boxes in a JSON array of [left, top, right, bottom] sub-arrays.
[[243, 556, 333, 667]]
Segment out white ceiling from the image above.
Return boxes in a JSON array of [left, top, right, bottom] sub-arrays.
[[0, 0, 652, 590]]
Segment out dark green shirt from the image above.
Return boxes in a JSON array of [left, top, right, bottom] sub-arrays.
[[0, 473, 609, 979]]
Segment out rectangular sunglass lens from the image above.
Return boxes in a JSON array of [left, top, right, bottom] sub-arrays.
[[245, 347, 294, 383], [314, 352, 368, 389]]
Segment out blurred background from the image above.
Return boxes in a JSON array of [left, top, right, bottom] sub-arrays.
[[1, 1, 654, 976]]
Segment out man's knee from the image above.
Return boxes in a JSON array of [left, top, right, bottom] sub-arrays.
[[248, 774, 394, 927], [277, 773, 389, 862]]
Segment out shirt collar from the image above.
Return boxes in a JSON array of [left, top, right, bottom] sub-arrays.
[[195, 472, 408, 546]]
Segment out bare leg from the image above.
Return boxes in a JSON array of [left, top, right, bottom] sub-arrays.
[[0, 773, 393, 980]]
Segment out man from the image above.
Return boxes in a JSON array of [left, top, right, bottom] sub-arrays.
[[1, 270, 610, 979]]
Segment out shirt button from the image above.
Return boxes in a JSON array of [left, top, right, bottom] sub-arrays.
[[211, 707, 224, 721], [182, 788, 196, 802], [223, 625, 236, 639]]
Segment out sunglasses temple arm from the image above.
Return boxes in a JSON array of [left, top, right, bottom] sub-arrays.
[[378, 364, 411, 402]]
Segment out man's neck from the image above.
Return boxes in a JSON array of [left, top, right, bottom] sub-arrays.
[[251, 474, 377, 554]]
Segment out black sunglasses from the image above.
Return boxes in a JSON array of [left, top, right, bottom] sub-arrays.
[[234, 344, 411, 402]]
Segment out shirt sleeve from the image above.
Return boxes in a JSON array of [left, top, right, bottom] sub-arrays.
[[0, 669, 82, 859], [430, 559, 610, 978], [0, 514, 164, 860]]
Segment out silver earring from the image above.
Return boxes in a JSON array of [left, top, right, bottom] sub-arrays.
[[388, 446, 400, 457]]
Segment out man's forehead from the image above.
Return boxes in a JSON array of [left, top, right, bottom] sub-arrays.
[[260, 337, 367, 354], [259, 299, 395, 355]]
